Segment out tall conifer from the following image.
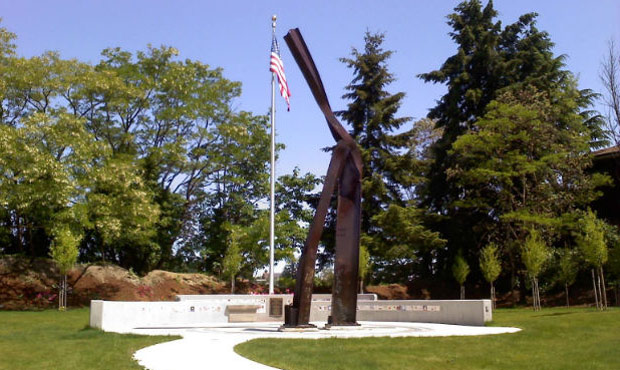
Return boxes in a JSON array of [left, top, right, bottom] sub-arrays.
[[337, 31, 412, 239], [418, 0, 605, 279]]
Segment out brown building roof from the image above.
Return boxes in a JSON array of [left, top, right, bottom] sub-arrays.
[[593, 146, 620, 160]]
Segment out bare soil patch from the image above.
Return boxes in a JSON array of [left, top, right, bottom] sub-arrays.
[[0, 256, 226, 310]]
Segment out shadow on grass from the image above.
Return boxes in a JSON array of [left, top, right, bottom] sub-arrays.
[[533, 311, 578, 318]]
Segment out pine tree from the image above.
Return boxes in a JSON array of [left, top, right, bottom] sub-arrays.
[[336, 31, 416, 261]]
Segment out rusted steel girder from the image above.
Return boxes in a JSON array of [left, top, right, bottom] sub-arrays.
[[282, 28, 362, 327]]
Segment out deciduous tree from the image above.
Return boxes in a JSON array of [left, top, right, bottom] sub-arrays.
[[448, 86, 609, 296], [521, 229, 549, 311], [479, 243, 501, 308], [575, 210, 609, 309], [556, 249, 578, 308], [452, 254, 470, 299], [50, 225, 81, 310]]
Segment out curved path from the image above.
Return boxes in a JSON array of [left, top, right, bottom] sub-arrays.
[[132, 322, 520, 370]]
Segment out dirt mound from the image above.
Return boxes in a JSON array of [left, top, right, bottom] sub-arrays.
[[366, 284, 410, 300], [0, 256, 226, 310], [0, 256, 60, 310]]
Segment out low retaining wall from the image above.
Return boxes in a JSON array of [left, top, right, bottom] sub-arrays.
[[90, 295, 491, 333], [175, 293, 377, 302], [312, 299, 492, 326]]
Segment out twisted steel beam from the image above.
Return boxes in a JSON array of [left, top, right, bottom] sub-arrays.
[[282, 28, 362, 327]]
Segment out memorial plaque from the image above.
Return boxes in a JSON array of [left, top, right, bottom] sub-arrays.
[[269, 298, 283, 317]]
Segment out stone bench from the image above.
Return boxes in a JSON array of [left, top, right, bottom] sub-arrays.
[[226, 305, 261, 323]]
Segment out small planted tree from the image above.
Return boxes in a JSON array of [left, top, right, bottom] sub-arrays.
[[50, 226, 81, 311], [556, 249, 578, 308], [452, 254, 470, 299], [479, 243, 501, 308], [222, 224, 245, 294], [575, 210, 609, 309], [358, 245, 371, 293], [521, 229, 549, 311]]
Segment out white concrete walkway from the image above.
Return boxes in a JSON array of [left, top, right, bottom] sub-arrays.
[[132, 322, 520, 370]]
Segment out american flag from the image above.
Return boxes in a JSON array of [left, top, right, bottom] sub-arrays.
[[270, 34, 290, 111]]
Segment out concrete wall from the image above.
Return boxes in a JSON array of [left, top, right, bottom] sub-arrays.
[[90, 294, 377, 332], [309, 300, 492, 326], [175, 293, 378, 302], [90, 295, 492, 333]]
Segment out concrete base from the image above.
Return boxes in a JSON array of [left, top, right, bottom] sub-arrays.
[[277, 325, 319, 332], [323, 324, 363, 330]]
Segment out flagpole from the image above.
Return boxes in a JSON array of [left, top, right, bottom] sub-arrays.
[[269, 14, 277, 295]]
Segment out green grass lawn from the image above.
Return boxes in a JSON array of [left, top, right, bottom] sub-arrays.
[[1, 307, 618, 370], [0, 308, 179, 370], [235, 307, 620, 370]]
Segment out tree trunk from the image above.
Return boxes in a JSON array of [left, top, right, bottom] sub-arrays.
[[531, 277, 541, 311], [231, 276, 235, 294], [599, 266, 608, 309], [490, 283, 496, 310], [530, 277, 536, 310], [565, 283, 570, 308], [592, 269, 600, 309], [27, 224, 34, 258], [460, 285, 465, 300], [596, 268, 604, 310], [58, 274, 68, 311], [535, 278, 541, 311], [58, 275, 63, 310], [537, 278, 542, 310], [359, 279, 364, 294], [16, 213, 24, 255], [63, 274, 68, 310], [534, 278, 540, 311]]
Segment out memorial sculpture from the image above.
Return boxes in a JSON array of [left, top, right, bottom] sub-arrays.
[[282, 29, 363, 328]]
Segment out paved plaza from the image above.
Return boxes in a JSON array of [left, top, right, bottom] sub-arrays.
[[133, 321, 521, 370]]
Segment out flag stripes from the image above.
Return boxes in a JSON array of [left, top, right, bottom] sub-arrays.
[[270, 36, 290, 110]]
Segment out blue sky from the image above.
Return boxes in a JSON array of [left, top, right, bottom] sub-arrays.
[[2, 0, 619, 178]]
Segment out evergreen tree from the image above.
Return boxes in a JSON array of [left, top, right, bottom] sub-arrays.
[[337, 31, 413, 236], [337, 31, 439, 279], [365, 204, 445, 282], [418, 0, 606, 282]]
